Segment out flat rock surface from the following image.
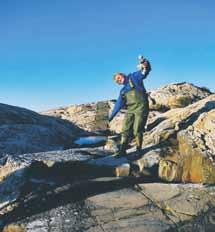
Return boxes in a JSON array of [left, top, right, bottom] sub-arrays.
[[2, 182, 215, 232]]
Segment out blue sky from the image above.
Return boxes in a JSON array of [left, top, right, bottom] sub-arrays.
[[0, 0, 214, 111]]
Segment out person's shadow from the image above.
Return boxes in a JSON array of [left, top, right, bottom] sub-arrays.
[[0, 158, 157, 229]]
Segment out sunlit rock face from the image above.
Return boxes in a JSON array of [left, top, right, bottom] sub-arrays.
[[175, 109, 215, 183], [42, 82, 211, 135], [42, 101, 110, 133], [146, 95, 215, 184], [149, 82, 211, 110]]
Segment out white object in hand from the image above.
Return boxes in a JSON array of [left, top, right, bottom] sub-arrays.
[[138, 55, 145, 62]]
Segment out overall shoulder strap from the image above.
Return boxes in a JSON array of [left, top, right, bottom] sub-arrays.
[[128, 77, 135, 88]]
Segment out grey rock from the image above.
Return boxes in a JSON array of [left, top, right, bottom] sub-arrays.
[[3, 182, 215, 232], [149, 82, 211, 110], [0, 103, 85, 156], [41, 101, 110, 133]]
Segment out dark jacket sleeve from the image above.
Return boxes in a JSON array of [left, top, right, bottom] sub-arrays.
[[109, 94, 125, 121], [132, 70, 147, 81]]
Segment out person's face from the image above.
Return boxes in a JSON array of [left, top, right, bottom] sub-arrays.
[[114, 74, 125, 85]]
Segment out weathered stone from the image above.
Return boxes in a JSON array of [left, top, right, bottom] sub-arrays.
[[1, 148, 215, 231], [114, 164, 130, 177], [42, 101, 110, 133], [0, 103, 86, 156], [3, 224, 26, 232], [149, 82, 211, 110], [155, 103, 215, 184], [1, 182, 180, 231], [176, 109, 215, 183], [158, 157, 182, 182], [104, 135, 121, 152], [144, 94, 215, 146]]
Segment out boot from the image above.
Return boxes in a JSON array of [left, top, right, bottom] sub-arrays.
[[114, 136, 129, 158], [135, 134, 143, 155]]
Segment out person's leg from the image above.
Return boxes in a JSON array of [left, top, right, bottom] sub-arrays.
[[133, 110, 149, 152], [116, 113, 134, 156]]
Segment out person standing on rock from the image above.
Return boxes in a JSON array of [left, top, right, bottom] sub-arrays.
[[109, 56, 151, 157]]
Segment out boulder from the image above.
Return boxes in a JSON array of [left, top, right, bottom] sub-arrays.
[[141, 95, 215, 184], [149, 82, 211, 110], [143, 94, 215, 146], [42, 101, 110, 133], [0, 103, 84, 156], [176, 109, 215, 183]]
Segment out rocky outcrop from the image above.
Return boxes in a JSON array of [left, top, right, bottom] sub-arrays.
[[149, 82, 211, 110], [142, 95, 215, 183], [178, 109, 215, 161], [143, 94, 215, 146], [1, 149, 215, 232], [0, 83, 214, 231], [0, 103, 85, 156], [42, 82, 211, 134], [40, 93, 215, 185], [42, 101, 110, 133], [174, 109, 215, 183], [4, 183, 215, 232]]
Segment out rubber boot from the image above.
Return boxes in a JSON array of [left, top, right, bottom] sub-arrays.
[[114, 136, 129, 158], [135, 133, 143, 155]]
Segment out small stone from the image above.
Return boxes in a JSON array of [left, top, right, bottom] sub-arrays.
[[115, 164, 130, 177]]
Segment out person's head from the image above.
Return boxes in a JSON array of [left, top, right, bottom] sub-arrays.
[[113, 72, 126, 85]]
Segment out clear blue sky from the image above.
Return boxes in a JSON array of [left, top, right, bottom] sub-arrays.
[[1, 0, 214, 111]]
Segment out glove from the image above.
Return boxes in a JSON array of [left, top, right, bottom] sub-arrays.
[[137, 55, 146, 71], [137, 63, 146, 71], [137, 57, 152, 74]]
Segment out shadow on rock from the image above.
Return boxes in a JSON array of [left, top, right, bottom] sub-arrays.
[[0, 163, 156, 228], [166, 204, 215, 232]]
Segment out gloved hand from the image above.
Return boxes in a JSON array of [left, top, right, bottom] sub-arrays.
[[137, 55, 146, 71], [137, 63, 146, 71], [137, 55, 152, 74]]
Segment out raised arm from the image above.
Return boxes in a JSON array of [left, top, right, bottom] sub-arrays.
[[132, 70, 147, 82], [136, 58, 151, 80]]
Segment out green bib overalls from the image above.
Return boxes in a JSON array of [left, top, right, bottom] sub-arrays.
[[120, 88, 149, 153]]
